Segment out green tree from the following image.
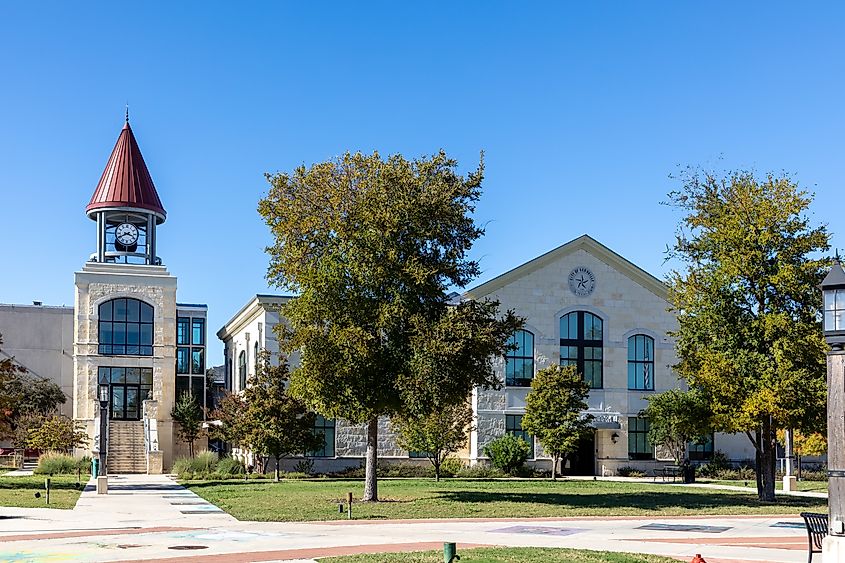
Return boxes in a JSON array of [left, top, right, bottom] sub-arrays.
[[240, 353, 322, 481], [207, 391, 247, 448], [641, 388, 712, 465], [0, 334, 66, 440], [666, 169, 829, 501], [392, 401, 474, 481], [522, 364, 593, 480], [26, 414, 88, 452], [171, 392, 204, 457], [259, 151, 521, 500]]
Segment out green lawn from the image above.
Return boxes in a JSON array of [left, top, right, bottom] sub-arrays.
[[0, 475, 85, 509], [700, 479, 828, 493], [323, 547, 680, 563], [183, 478, 827, 521]]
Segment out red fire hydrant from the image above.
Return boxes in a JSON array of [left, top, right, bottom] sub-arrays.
[[690, 555, 707, 563]]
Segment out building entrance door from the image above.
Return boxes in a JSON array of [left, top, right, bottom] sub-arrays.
[[98, 367, 153, 421], [568, 431, 596, 476]]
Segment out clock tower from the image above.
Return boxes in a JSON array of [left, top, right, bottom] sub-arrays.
[[86, 117, 166, 265], [73, 116, 180, 474]]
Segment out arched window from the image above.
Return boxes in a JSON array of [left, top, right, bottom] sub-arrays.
[[627, 334, 655, 390], [99, 298, 154, 356], [238, 350, 247, 390], [505, 330, 534, 387], [560, 311, 603, 389]]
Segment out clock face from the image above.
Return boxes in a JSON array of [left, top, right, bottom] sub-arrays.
[[568, 267, 596, 296], [115, 223, 139, 246]]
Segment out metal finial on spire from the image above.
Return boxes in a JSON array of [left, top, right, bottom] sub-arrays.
[[125, 104, 129, 123]]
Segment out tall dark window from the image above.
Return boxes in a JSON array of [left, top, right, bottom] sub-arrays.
[[177, 347, 190, 374], [505, 330, 534, 387], [254, 342, 259, 372], [192, 348, 204, 374], [628, 417, 653, 460], [98, 367, 153, 420], [560, 311, 603, 389], [308, 415, 335, 457], [627, 335, 655, 390], [177, 317, 190, 345], [505, 414, 534, 456], [688, 434, 715, 461], [99, 298, 154, 356], [192, 318, 205, 345], [238, 351, 247, 390]]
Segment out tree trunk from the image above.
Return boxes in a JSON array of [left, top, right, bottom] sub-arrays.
[[551, 455, 558, 481], [362, 417, 379, 502], [758, 416, 776, 501], [274, 454, 280, 482]]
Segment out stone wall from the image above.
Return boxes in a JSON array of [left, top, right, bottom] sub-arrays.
[[335, 416, 406, 458]]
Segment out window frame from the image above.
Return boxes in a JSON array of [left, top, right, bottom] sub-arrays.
[[628, 416, 653, 460], [627, 334, 655, 391], [238, 350, 247, 390], [98, 298, 154, 356], [559, 311, 603, 389], [308, 415, 336, 457], [505, 329, 535, 387]]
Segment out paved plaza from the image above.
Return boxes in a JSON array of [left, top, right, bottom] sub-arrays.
[[0, 474, 820, 562]]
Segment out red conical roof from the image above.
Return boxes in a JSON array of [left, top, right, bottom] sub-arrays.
[[86, 120, 166, 223]]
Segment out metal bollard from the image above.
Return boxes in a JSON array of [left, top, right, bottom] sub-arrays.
[[347, 492, 353, 519], [45, 477, 51, 505], [443, 542, 460, 562]]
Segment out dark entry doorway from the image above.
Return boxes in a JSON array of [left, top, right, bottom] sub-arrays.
[[567, 431, 596, 476]]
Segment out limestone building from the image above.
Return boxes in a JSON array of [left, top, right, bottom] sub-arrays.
[[219, 235, 757, 474], [0, 119, 209, 472]]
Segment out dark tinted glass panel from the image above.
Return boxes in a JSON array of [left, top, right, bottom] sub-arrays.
[[140, 302, 154, 323], [100, 322, 112, 345], [98, 367, 110, 384], [191, 377, 204, 406], [177, 318, 190, 345], [113, 323, 126, 344], [177, 347, 189, 374], [192, 319, 205, 345], [99, 301, 112, 321], [140, 323, 153, 346], [114, 299, 127, 321], [126, 299, 140, 322], [126, 388, 139, 419], [110, 368, 125, 383], [141, 368, 153, 386], [192, 348, 204, 374], [126, 368, 140, 384], [127, 322, 140, 345], [176, 376, 190, 399]]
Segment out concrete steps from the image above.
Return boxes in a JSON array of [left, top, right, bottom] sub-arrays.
[[108, 421, 146, 474]]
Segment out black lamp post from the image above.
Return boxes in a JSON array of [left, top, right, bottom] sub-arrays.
[[98, 385, 109, 477], [821, 259, 845, 543]]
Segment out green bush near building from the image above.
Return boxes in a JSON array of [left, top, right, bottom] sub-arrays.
[[34, 452, 91, 475]]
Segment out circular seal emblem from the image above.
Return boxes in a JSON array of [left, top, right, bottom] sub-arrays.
[[568, 267, 596, 296]]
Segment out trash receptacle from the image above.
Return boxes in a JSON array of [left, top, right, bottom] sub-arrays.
[[683, 464, 695, 484], [91, 458, 99, 479]]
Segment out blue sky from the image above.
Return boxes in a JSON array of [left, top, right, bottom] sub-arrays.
[[1, 3, 843, 363]]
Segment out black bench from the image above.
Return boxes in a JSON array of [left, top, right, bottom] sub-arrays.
[[799, 512, 828, 563], [661, 465, 681, 482]]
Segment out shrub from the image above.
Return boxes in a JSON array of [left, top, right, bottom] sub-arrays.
[[617, 466, 646, 478], [293, 458, 315, 475], [483, 434, 531, 475], [216, 456, 245, 476], [173, 451, 220, 479], [439, 456, 465, 478], [455, 464, 506, 478], [35, 452, 89, 475]]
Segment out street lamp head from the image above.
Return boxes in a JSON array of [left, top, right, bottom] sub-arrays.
[[822, 259, 845, 348], [98, 385, 110, 406]]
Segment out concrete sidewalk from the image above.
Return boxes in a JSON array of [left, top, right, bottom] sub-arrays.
[[0, 474, 819, 563]]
